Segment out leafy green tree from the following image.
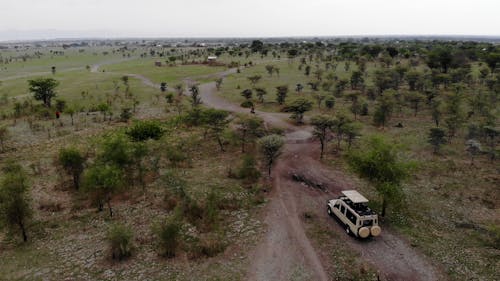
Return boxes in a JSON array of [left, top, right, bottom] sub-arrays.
[[55, 99, 66, 113], [28, 78, 59, 107], [215, 78, 223, 90], [275, 85, 289, 105], [265, 65, 275, 77], [343, 122, 362, 149], [444, 89, 465, 140], [348, 136, 411, 217], [247, 75, 262, 87], [82, 164, 124, 217], [431, 99, 444, 127], [0, 126, 9, 152], [0, 162, 32, 242], [96, 103, 110, 121], [373, 91, 395, 128], [427, 47, 453, 73], [160, 82, 167, 92], [58, 147, 86, 190], [313, 94, 326, 109], [258, 134, 284, 176], [155, 218, 181, 258], [65, 105, 76, 125], [203, 109, 231, 152], [189, 85, 202, 108], [428, 128, 447, 154], [288, 98, 313, 124], [325, 97, 335, 110], [235, 116, 264, 153], [311, 115, 335, 159], [465, 139, 482, 165], [241, 89, 253, 100], [174, 84, 184, 96], [350, 70, 364, 90], [255, 88, 267, 103], [406, 91, 425, 116]]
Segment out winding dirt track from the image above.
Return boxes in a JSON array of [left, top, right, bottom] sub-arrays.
[[92, 63, 444, 281]]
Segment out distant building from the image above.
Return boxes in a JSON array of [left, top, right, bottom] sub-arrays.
[[207, 56, 217, 62]]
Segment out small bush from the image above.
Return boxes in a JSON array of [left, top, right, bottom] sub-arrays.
[[165, 146, 189, 166], [236, 155, 261, 182], [155, 218, 182, 258], [240, 100, 253, 108], [126, 120, 164, 141], [120, 108, 132, 122], [199, 234, 226, 257], [107, 223, 134, 260]]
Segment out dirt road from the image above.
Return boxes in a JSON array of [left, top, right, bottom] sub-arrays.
[[100, 64, 444, 281]]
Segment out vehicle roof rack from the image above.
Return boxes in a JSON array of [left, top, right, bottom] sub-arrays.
[[341, 190, 369, 204]]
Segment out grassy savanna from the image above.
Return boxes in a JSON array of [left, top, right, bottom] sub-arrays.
[[0, 46, 125, 79]]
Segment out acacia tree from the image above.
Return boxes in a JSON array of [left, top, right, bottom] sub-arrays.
[[241, 89, 253, 100], [0, 162, 32, 242], [82, 164, 124, 217], [255, 88, 267, 103], [276, 85, 289, 105], [311, 115, 335, 159], [58, 147, 86, 190], [465, 139, 482, 166], [247, 75, 262, 87], [265, 65, 275, 77], [258, 134, 284, 176], [373, 91, 395, 128], [348, 136, 411, 217], [0, 126, 9, 152], [28, 78, 59, 107], [236, 116, 264, 153], [288, 98, 313, 124], [203, 109, 231, 152], [189, 85, 202, 107], [215, 78, 223, 90], [428, 128, 447, 154]]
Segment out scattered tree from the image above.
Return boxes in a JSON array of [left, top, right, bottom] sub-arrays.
[[288, 98, 313, 124], [58, 147, 86, 190], [348, 136, 411, 217], [311, 115, 335, 159], [258, 134, 284, 176], [28, 78, 59, 107], [428, 128, 447, 154], [0, 162, 32, 242]]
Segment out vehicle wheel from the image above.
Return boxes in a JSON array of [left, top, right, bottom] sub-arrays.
[[327, 207, 333, 216]]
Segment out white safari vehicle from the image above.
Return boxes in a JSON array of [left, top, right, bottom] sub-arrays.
[[327, 190, 381, 238]]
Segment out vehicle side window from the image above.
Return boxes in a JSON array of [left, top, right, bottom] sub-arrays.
[[346, 209, 357, 225], [334, 202, 340, 209], [340, 205, 345, 214]]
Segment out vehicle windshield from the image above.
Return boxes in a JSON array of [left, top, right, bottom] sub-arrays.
[[362, 220, 374, 227]]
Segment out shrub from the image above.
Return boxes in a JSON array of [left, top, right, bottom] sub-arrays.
[[198, 234, 226, 257], [165, 146, 189, 166], [120, 107, 132, 122], [235, 154, 261, 182], [107, 223, 134, 260], [240, 100, 253, 108], [126, 120, 164, 141], [155, 218, 182, 258]]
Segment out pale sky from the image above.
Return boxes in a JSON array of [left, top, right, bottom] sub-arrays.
[[0, 0, 499, 41]]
